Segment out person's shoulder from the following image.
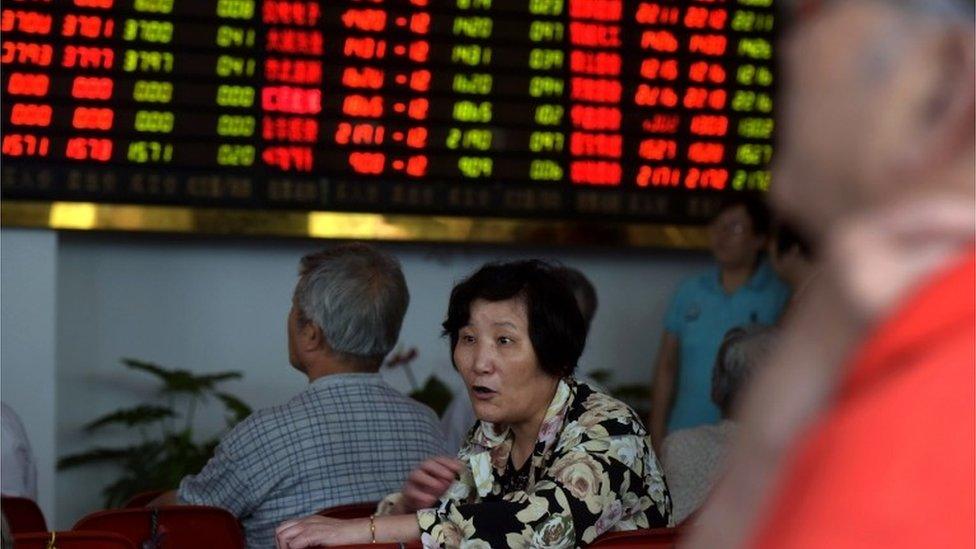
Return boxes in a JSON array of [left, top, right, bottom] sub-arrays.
[[216, 401, 295, 455], [753, 260, 791, 294], [567, 381, 647, 437], [678, 267, 719, 295]]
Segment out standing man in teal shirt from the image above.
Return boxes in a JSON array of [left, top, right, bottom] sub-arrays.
[[649, 197, 789, 452]]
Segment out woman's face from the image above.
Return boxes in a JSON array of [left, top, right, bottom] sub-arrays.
[[454, 297, 559, 429]]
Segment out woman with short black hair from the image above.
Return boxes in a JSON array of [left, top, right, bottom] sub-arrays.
[[276, 260, 672, 548]]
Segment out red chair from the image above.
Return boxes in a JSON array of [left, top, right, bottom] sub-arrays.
[[14, 531, 134, 549], [1, 496, 47, 534], [73, 506, 244, 549], [590, 527, 679, 548], [316, 502, 379, 520], [122, 490, 166, 508]]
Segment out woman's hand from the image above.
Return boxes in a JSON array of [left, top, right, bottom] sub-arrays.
[[275, 516, 366, 548], [401, 456, 464, 512]]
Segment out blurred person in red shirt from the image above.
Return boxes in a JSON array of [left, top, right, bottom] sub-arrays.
[[685, 0, 975, 547]]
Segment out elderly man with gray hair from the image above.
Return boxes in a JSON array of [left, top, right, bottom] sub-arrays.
[[151, 243, 446, 549], [661, 325, 777, 524]]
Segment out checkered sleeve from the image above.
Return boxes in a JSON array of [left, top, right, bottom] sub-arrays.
[[177, 422, 259, 517]]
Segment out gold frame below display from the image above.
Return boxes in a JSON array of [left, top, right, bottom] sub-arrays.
[[1, 201, 709, 248]]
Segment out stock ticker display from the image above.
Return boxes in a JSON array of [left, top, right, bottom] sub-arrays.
[[0, 0, 775, 223]]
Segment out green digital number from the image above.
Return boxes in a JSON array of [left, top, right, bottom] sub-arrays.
[[216, 144, 255, 166], [134, 110, 174, 133], [216, 0, 255, 18], [216, 85, 255, 108], [133, 0, 173, 14], [529, 49, 563, 70], [534, 104, 563, 125], [452, 73, 492, 94], [132, 80, 173, 103], [216, 115, 255, 137], [123, 19, 173, 43], [452, 16, 492, 39], [529, 159, 563, 181], [458, 156, 492, 178], [452, 101, 492, 123], [126, 141, 173, 163], [528, 0, 563, 16], [529, 131, 564, 153]]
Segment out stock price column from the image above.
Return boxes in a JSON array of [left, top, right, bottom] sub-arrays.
[[260, 0, 321, 173], [525, 0, 566, 184], [567, 0, 624, 187], [730, 0, 774, 191], [446, 0, 495, 181], [632, 1, 682, 188], [681, 2, 732, 190], [123, 0, 179, 168], [63, 0, 117, 165], [213, 0, 258, 172], [1, 4, 57, 162]]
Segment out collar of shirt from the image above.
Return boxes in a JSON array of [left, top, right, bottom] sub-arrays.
[[307, 372, 385, 391], [704, 260, 776, 295], [466, 379, 575, 497]]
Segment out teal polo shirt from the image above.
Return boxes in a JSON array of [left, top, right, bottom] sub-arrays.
[[664, 261, 790, 431]]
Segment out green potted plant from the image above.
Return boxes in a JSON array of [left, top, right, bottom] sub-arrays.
[[58, 358, 252, 508]]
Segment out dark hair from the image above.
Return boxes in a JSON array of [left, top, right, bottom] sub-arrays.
[[713, 195, 773, 236], [555, 266, 598, 332], [442, 260, 586, 378], [773, 221, 814, 259]]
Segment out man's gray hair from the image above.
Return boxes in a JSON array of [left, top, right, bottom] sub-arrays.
[[293, 243, 409, 366], [711, 325, 779, 417]]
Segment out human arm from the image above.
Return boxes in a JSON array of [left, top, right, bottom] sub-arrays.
[[648, 331, 679, 454], [275, 513, 421, 548]]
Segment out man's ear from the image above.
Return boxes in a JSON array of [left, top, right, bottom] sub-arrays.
[[300, 321, 324, 352], [912, 25, 976, 170]]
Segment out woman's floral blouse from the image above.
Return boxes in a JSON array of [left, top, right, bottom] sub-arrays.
[[411, 378, 671, 548]]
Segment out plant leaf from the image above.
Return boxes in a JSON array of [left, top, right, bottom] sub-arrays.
[[215, 392, 252, 425], [58, 447, 134, 469], [84, 405, 175, 432], [122, 358, 242, 395], [409, 376, 453, 417]]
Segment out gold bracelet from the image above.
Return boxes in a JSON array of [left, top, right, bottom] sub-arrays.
[[369, 514, 377, 544]]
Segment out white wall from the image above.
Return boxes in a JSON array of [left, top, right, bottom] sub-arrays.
[[1, 229, 59, 524], [3, 229, 711, 529]]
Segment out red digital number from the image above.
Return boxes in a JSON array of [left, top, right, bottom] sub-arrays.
[[10, 103, 51, 126], [7, 72, 49, 96]]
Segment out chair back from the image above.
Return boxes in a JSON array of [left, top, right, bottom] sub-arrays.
[[316, 502, 378, 520], [122, 490, 165, 508], [589, 527, 679, 548], [13, 531, 134, 549], [73, 506, 244, 549], [1, 496, 47, 534]]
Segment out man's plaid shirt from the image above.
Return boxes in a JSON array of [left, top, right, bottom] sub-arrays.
[[179, 373, 447, 548]]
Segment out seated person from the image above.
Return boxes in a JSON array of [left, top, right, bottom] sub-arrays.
[[276, 260, 672, 548], [151, 243, 446, 549], [661, 325, 777, 523]]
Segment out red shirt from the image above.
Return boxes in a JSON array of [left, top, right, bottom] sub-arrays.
[[752, 251, 976, 548]]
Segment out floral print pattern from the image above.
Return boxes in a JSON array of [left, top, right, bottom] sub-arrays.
[[415, 379, 671, 547]]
